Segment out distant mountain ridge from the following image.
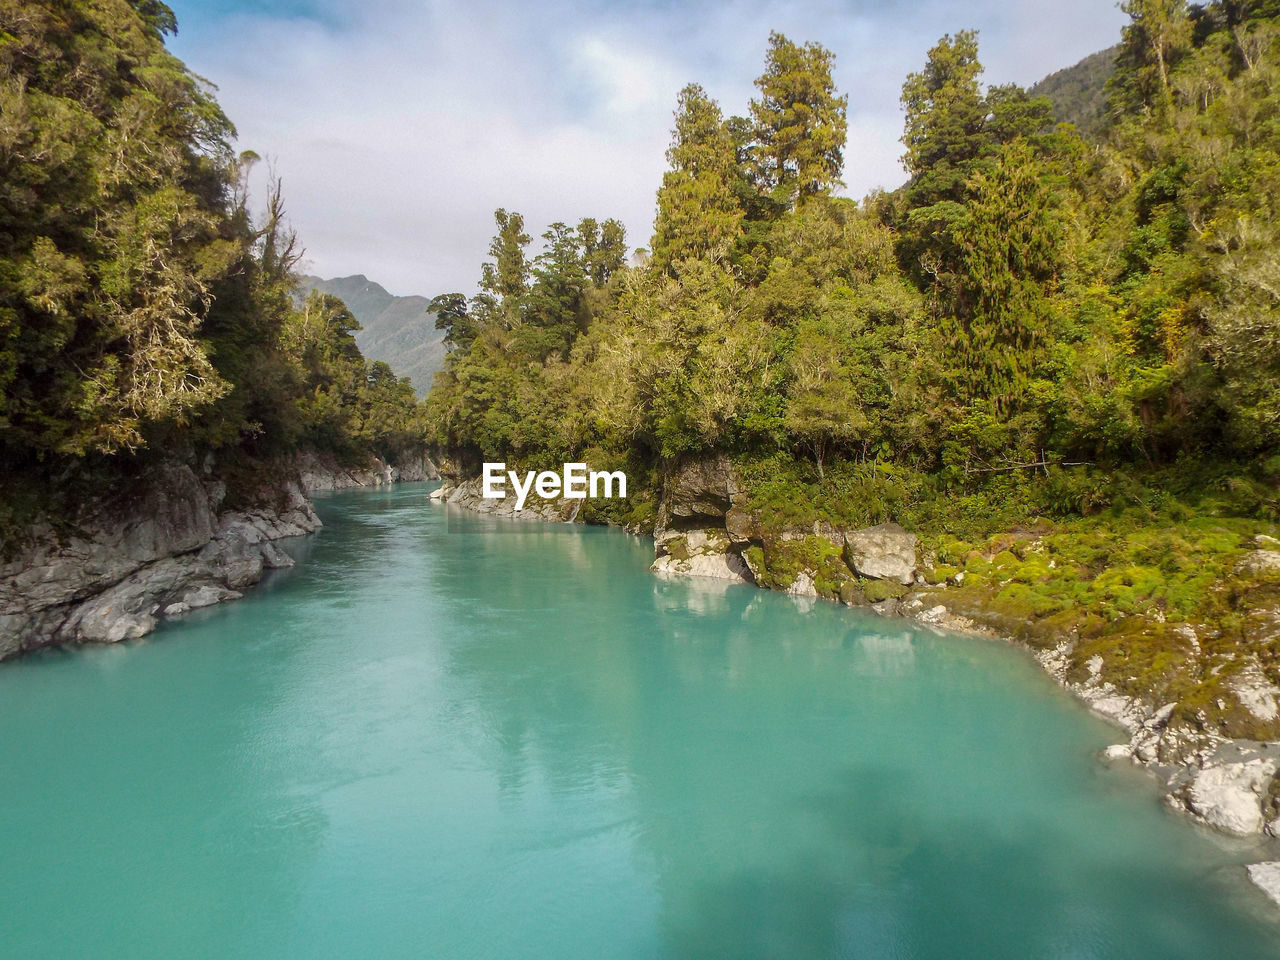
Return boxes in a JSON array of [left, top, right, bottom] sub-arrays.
[[297, 274, 445, 397], [1031, 44, 1119, 137]]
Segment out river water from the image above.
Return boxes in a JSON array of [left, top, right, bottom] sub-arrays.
[[2, 483, 1278, 958]]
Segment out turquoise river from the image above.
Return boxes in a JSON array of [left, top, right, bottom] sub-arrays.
[[3, 482, 1280, 959]]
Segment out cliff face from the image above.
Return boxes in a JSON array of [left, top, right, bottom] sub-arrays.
[[0, 451, 438, 661]]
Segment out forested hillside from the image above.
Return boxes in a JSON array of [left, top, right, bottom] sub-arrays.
[[427, 5, 1280, 731], [431, 7, 1280, 490], [1029, 44, 1119, 137], [0, 0, 428, 538], [297, 275, 444, 397]]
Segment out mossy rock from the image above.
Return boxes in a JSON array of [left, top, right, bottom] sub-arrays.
[[861, 579, 909, 603], [964, 553, 993, 577], [839, 581, 866, 605], [990, 582, 1066, 621], [922, 564, 959, 585], [936, 538, 974, 565], [992, 550, 1020, 570], [666, 536, 690, 561]]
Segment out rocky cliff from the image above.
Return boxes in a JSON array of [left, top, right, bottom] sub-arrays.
[[0, 451, 438, 661], [430, 474, 582, 522]]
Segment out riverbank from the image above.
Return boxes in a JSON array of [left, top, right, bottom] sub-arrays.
[[431, 457, 1280, 854], [0, 450, 438, 661]]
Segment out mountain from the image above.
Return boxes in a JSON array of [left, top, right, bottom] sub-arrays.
[[298, 275, 445, 397], [1031, 44, 1119, 138]]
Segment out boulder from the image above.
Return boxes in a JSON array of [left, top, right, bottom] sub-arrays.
[[1181, 755, 1278, 835], [1247, 862, 1280, 908], [843, 522, 917, 585], [652, 550, 754, 583], [1240, 550, 1280, 576], [786, 571, 818, 597]]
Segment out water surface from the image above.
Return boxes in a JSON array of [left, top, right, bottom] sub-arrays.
[[2, 483, 1278, 958]]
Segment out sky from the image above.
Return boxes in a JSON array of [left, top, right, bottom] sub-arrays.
[[167, 0, 1128, 298]]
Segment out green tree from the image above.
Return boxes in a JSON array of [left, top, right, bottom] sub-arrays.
[[429, 293, 475, 351], [749, 31, 849, 203], [478, 208, 530, 328], [578, 217, 627, 285], [0, 0, 238, 455], [651, 84, 743, 275], [1112, 0, 1194, 114], [944, 138, 1063, 421]]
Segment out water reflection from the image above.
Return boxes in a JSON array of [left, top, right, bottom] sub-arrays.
[[0, 484, 1277, 960]]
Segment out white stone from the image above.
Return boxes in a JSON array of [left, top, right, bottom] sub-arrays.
[[786, 571, 818, 597], [917, 604, 949, 624], [651, 550, 753, 583], [1247, 862, 1280, 908], [1185, 758, 1277, 835], [842, 523, 917, 585], [1086, 655, 1104, 680], [1231, 659, 1280, 722]]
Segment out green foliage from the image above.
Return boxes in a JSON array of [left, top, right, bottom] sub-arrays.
[[651, 84, 744, 275], [748, 32, 849, 203], [0, 0, 430, 531], [0, 0, 236, 455], [430, 9, 1280, 540]]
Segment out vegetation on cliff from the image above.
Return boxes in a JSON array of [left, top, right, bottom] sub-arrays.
[[0, 0, 429, 540]]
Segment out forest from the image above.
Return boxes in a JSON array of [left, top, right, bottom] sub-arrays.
[[0, 0, 429, 539], [427, 1, 1280, 534]]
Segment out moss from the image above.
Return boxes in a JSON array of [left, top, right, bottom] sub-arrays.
[[666, 536, 690, 561], [991, 549, 1020, 572], [860, 579, 909, 603], [934, 537, 975, 565], [839, 581, 866, 605], [991, 583, 1068, 621], [753, 534, 847, 591], [922, 564, 960, 585]]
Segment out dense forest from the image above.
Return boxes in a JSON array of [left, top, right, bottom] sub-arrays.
[[0, 0, 428, 538], [423, 1, 1280, 736], [428, 1, 1280, 530]]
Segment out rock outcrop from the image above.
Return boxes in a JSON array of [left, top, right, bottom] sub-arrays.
[[1, 450, 435, 661], [432, 476, 582, 522], [296, 450, 438, 492], [843, 523, 918, 585], [651, 456, 755, 584]]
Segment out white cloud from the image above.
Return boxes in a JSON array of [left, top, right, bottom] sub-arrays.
[[169, 0, 1127, 296]]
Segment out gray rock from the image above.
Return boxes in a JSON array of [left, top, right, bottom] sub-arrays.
[[258, 540, 295, 570], [2, 448, 424, 662], [295, 450, 439, 493], [651, 550, 754, 583], [660, 455, 741, 525], [1239, 550, 1280, 575], [843, 522, 918, 585], [786, 571, 818, 597], [444, 476, 582, 522], [1172, 743, 1280, 835]]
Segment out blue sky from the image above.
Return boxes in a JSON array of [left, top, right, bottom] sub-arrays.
[[167, 0, 1127, 297]]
